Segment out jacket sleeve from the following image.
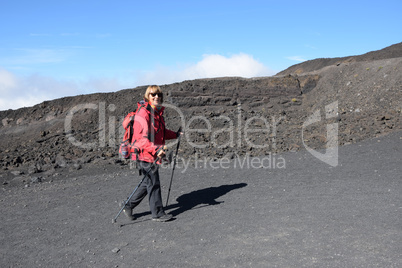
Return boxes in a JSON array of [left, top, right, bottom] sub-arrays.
[[132, 109, 161, 156], [165, 128, 179, 140]]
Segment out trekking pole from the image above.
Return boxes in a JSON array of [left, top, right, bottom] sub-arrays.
[[112, 157, 160, 224], [165, 128, 182, 207]]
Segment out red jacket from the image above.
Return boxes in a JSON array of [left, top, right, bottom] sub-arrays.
[[131, 101, 178, 163]]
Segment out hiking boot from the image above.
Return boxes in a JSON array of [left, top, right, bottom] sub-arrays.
[[152, 213, 173, 222], [121, 201, 135, 221]]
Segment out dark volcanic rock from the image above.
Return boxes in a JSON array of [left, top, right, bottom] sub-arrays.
[[277, 42, 402, 76], [0, 43, 401, 183]]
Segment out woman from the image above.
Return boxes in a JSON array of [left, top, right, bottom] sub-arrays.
[[123, 85, 180, 222]]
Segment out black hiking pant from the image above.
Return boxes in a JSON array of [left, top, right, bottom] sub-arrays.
[[127, 161, 165, 218]]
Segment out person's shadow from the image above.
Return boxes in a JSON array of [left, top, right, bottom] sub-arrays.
[[129, 183, 247, 222], [166, 183, 247, 217]]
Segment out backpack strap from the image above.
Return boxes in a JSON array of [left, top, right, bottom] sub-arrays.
[[130, 104, 145, 175]]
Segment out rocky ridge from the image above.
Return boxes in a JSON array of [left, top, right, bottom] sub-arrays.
[[0, 43, 401, 186]]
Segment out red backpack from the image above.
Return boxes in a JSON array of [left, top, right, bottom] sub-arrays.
[[119, 105, 144, 159]]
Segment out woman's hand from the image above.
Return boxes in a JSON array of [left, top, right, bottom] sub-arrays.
[[157, 145, 168, 158]]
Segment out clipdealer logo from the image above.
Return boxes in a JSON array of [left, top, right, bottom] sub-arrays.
[[64, 101, 283, 152], [63, 100, 339, 168], [302, 101, 339, 167]]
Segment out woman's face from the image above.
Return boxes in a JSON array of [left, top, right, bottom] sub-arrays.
[[148, 91, 163, 107]]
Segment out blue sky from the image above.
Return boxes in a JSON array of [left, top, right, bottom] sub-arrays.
[[0, 0, 401, 110]]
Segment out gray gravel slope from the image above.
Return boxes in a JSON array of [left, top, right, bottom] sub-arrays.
[[1, 131, 401, 267]]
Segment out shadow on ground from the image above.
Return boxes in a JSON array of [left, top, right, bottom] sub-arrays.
[[133, 183, 247, 220]]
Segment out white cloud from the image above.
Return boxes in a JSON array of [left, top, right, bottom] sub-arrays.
[[286, 56, 307, 62], [0, 69, 74, 110], [0, 68, 125, 111], [185, 53, 271, 78], [0, 68, 17, 90], [135, 53, 274, 85], [0, 53, 274, 110]]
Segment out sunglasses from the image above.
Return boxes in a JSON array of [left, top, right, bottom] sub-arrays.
[[149, 92, 163, 97]]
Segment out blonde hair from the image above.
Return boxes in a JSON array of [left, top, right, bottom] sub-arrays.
[[144, 85, 163, 103]]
